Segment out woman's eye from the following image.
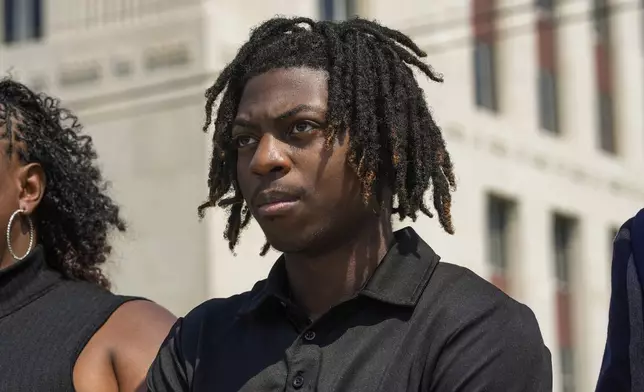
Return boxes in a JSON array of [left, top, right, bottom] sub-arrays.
[[291, 122, 315, 134], [234, 135, 256, 148]]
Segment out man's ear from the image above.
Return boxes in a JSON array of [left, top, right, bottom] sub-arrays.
[[17, 163, 45, 214]]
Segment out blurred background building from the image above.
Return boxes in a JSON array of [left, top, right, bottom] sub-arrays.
[[2, 0, 644, 391]]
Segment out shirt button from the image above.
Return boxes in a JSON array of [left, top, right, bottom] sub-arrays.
[[292, 373, 305, 389], [304, 330, 316, 341]]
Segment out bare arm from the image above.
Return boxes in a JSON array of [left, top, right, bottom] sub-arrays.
[[74, 300, 177, 392]]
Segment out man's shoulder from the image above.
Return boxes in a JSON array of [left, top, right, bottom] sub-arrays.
[[420, 262, 552, 390], [421, 261, 539, 328], [181, 279, 267, 330], [429, 262, 511, 300]]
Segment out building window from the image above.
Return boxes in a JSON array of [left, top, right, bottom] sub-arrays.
[[593, 0, 611, 41], [598, 93, 615, 152], [593, 0, 617, 154], [536, 0, 559, 133], [487, 195, 515, 293], [3, 0, 43, 44], [474, 42, 498, 111], [320, 0, 356, 21], [553, 214, 577, 392], [472, 0, 498, 112], [538, 69, 559, 133], [560, 348, 575, 392]]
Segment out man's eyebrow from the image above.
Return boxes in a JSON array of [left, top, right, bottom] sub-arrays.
[[276, 104, 325, 120], [232, 104, 325, 129]]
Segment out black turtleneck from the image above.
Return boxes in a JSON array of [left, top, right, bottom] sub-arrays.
[[0, 245, 141, 391]]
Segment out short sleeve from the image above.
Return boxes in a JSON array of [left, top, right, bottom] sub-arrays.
[[429, 303, 552, 391], [146, 318, 192, 392]]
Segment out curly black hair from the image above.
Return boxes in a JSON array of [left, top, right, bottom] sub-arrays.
[[199, 17, 456, 255], [0, 78, 125, 288]]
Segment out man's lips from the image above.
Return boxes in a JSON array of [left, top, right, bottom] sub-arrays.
[[257, 200, 300, 215], [254, 190, 301, 217]]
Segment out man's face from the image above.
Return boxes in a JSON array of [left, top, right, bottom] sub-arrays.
[[233, 67, 368, 254]]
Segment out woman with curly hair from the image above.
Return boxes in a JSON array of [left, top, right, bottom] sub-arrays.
[[0, 78, 176, 392]]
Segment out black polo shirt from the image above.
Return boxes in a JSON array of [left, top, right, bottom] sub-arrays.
[[147, 227, 552, 391]]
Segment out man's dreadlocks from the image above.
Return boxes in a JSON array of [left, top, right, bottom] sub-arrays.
[[0, 78, 126, 288], [199, 17, 456, 254]]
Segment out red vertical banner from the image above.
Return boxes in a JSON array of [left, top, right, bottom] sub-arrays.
[[594, 0, 613, 95], [595, 44, 613, 94], [537, 18, 556, 71], [556, 289, 572, 347], [593, 0, 615, 152], [490, 272, 507, 293], [472, 0, 496, 43]]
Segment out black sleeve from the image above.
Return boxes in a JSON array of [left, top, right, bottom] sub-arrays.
[[429, 303, 552, 392], [146, 318, 192, 392]]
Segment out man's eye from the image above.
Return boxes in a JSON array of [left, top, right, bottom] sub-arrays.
[[291, 122, 315, 134], [234, 136, 256, 148]]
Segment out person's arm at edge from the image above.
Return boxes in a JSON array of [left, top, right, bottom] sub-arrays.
[[109, 300, 178, 392], [74, 300, 177, 392], [146, 317, 191, 392], [429, 302, 553, 392]]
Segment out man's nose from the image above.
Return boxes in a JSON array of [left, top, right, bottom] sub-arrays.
[[249, 134, 292, 177]]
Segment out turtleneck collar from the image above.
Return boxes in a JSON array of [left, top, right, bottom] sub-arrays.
[[0, 245, 62, 320]]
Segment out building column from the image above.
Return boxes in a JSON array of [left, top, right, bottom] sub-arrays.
[[575, 213, 611, 392], [612, 2, 644, 169], [516, 195, 561, 391], [558, 0, 595, 154]]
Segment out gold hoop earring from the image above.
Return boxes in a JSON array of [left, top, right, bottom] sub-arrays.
[[6, 209, 34, 261]]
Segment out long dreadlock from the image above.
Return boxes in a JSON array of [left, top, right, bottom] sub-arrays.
[[199, 17, 456, 255]]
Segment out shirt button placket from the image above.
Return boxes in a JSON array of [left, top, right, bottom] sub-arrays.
[[292, 372, 305, 389], [284, 328, 320, 391], [303, 330, 316, 341]]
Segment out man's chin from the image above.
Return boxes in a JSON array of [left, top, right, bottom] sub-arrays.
[[265, 232, 334, 257], [263, 229, 318, 254], [259, 221, 328, 255], [265, 238, 307, 254], [258, 222, 310, 254]]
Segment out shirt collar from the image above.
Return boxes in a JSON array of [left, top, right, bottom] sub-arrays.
[[238, 256, 290, 315], [359, 226, 440, 306], [238, 226, 440, 315], [0, 245, 62, 319]]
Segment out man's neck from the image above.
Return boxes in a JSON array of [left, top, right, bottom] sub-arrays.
[[284, 215, 394, 320]]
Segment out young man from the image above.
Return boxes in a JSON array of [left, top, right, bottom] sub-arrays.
[[147, 17, 552, 391]]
